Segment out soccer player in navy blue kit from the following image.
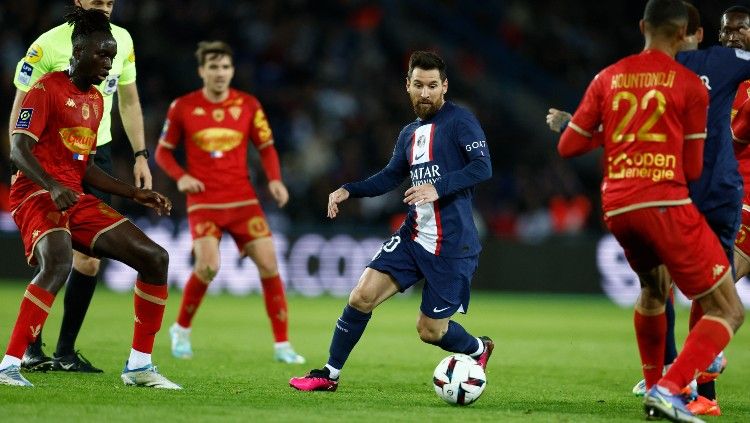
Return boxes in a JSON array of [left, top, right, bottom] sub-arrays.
[[289, 51, 493, 392], [546, 3, 750, 415]]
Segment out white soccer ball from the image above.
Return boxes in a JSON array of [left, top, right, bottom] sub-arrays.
[[432, 353, 487, 405]]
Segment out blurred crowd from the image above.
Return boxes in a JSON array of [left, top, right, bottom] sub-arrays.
[[1, 0, 741, 240]]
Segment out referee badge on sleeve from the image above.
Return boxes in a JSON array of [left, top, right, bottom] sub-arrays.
[[18, 62, 33, 86], [15, 108, 33, 129]]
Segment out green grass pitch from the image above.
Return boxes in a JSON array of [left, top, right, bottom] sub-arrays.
[[0, 281, 748, 422]]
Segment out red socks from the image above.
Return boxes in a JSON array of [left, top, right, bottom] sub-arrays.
[[659, 317, 732, 394], [634, 309, 667, 389], [176, 273, 209, 328], [132, 280, 168, 353], [5, 284, 55, 358], [261, 275, 288, 343]]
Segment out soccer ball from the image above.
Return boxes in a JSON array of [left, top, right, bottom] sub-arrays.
[[432, 354, 487, 405]]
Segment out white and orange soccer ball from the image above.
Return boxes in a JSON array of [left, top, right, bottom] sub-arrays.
[[432, 354, 487, 405]]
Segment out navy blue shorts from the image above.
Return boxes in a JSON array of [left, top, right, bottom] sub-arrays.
[[367, 229, 479, 319], [701, 201, 741, 266]]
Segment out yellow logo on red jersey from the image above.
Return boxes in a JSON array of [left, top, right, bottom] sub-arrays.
[[192, 107, 206, 116], [59, 127, 97, 155], [82, 103, 90, 120], [229, 106, 242, 120], [191, 128, 242, 153], [98, 203, 120, 219], [212, 109, 225, 122], [253, 110, 272, 143]]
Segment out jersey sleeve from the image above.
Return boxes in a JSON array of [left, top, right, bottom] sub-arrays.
[[158, 99, 184, 149], [11, 81, 51, 142], [455, 111, 490, 161], [118, 29, 137, 85], [13, 33, 57, 92], [559, 74, 604, 157], [248, 97, 275, 150], [343, 129, 410, 198], [732, 80, 750, 121], [682, 76, 709, 141]]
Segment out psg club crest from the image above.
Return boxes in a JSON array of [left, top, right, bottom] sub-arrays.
[[417, 134, 426, 148]]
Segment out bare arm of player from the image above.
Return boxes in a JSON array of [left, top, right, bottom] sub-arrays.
[[327, 187, 350, 219], [268, 180, 289, 208], [404, 184, 439, 206], [83, 163, 172, 216], [546, 108, 572, 133], [7, 90, 27, 161], [118, 82, 152, 189], [10, 133, 79, 210]]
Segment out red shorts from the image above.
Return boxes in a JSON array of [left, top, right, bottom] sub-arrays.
[[12, 192, 127, 265], [188, 203, 271, 251], [734, 193, 750, 260], [605, 204, 729, 299]]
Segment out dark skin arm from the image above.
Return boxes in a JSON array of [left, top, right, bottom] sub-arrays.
[[10, 132, 79, 211], [84, 160, 172, 216]]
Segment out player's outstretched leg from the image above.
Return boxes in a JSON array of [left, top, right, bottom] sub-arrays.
[[290, 269, 397, 391], [20, 266, 54, 372], [93, 221, 181, 390], [0, 232, 72, 387]]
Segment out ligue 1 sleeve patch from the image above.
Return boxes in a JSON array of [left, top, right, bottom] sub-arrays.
[[15, 108, 33, 129], [18, 62, 33, 86]]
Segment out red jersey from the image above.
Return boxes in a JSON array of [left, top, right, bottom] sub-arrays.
[[568, 49, 708, 216], [10, 71, 102, 210], [159, 89, 277, 211], [731, 79, 750, 192]]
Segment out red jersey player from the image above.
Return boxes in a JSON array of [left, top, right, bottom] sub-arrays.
[[155, 41, 304, 364], [0, 8, 179, 389], [558, 1, 744, 421]]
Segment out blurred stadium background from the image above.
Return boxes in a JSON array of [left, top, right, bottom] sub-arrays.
[[2, 0, 750, 306]]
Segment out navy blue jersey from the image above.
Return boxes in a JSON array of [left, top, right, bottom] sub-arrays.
[[676, 46, 750, 211], [343, 101, 492, 257]]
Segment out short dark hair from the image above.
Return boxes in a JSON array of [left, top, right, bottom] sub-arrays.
[[407, 51, 447, 81], [683, 1, 701, 36], [195, 41, 233, 66], [643, 0, 688, 38], [65, 6, 111, 46], [723, 5, 750, 17]]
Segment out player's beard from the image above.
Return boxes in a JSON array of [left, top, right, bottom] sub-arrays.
[[412, 98, 443, 120]]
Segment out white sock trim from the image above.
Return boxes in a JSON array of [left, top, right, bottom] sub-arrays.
[[470, 338, 484, 357], [127, 349, 152, 370], [325, 363, 340, 379], [274, 341, 291, 350]]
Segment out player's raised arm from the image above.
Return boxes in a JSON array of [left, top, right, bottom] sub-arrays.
[[558, 76, 604, 158]]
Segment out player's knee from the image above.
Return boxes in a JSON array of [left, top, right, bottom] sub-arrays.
[[348, 289, 376, 313], [73, 255, 100, 276], [144, 244, 169, 274], [38, 256, 73, 291], [416, 323, 443, 344], [195, 264, 219, 283]]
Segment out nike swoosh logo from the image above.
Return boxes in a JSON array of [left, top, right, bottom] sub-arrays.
[[415, 152, 425, 160], [433, 306, 451, 313]]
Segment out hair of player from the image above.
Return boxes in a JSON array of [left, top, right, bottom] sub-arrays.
[[64, 6, 111, 46], [643, 0, 688, 38], [195, 41, 234, 66], [723, 5, 750, 17], [683, 1, 701, 35], [408, 51, 447, 81]]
